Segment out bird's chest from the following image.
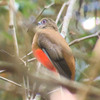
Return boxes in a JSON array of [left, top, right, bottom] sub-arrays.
[[33, 48, 57, 72]]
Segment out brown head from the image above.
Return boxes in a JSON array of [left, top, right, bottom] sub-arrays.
[[36, 18, 58, 31]]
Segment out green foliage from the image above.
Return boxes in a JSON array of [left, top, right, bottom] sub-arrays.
[[16, 0, 38, 17]]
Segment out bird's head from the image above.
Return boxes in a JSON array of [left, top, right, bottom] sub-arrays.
[[36, 18, 58, 31]]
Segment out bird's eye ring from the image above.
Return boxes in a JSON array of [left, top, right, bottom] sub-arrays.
[[41, 19, 47, 24]]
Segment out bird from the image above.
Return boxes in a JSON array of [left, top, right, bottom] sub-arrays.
[[32, 18, 75, 80]]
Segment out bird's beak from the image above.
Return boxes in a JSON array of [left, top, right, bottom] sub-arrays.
[[38, 22, 41, 25]]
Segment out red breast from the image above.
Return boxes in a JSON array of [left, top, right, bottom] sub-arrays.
[[33, 48, 57, 72]]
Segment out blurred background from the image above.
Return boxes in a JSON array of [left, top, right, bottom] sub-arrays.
[[0, 0, 100, 100]]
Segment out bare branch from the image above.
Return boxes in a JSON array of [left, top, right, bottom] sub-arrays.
[[21, 52, 36, 65], [9, 0, 19, 56], [0, 61, 100, 99], [0, 70, 5, 73], [27, 58, 36, 63], [61, 0, 77, 39], [36, 2, 54, 21], [69, 31, 100, 46], [21, 51, 33, 59], [56, 1, 69, 24], [0, 76, 22, 87]]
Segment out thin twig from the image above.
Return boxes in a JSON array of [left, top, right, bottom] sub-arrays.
[[0, 76, 22, 87], [0, 70, 5, 73], [20, 58, 27, 66], [23, 76, 34, 100], [69, 31, 100, 46], [58, 22, 63, 30], [27, 58, 36, 63], [61, 0, 77, 39], [21, 51, 33, 59], [9, 0, 19, 56], [0, 61, 100, 99], [56, 1, 69, 24], [21, 51, 36, 65], [35, 2, 54, 21], [76, 67, 89, 79]]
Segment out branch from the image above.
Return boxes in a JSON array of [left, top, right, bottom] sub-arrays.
[[35, 2, 54, 21], [27, 58, 36, 63], [21, 51, 33, 59], [56, 1, 69, 24], [27, 2, 54, 38], [0, 61, 100, 100], [61, 0, 77, 39], [9, 0, 19, 56], [0, 76, 21, 87], [19, 51, 36, 65], [69, 31, 100, 46], [58, 22, 63, 30]]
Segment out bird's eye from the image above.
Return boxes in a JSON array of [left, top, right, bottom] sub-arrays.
[[41, 19, 47, 24]]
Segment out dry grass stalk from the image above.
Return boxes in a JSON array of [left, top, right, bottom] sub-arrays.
[[9, 0, 19, 56]]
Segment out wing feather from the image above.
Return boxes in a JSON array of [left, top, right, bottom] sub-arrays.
[[38, 34, 72, 78]]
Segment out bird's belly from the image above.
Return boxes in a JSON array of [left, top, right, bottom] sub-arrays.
[[33, 49, 57, 72]]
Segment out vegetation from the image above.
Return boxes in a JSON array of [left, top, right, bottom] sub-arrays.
[[0, 0, 100, 100]]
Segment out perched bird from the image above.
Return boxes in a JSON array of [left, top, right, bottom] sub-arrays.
[[32, 18, 75, 80]]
